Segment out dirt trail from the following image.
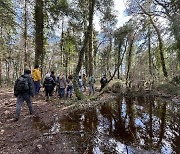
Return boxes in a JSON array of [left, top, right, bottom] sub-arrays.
[[0, 90, 78, 154], [0, 89, 113, 154]]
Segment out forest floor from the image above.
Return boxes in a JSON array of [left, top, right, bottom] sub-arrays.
[[0, 87, 117, 154], [0, 82, 179, 154]]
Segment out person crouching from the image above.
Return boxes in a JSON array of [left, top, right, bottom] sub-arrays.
[[43, 73, 55, 101]]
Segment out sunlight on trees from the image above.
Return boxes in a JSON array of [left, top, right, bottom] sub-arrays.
[[0, 0, 179, 96]]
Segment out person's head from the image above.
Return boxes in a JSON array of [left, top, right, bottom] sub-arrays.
[[45, 73, 50, 78], [24, 69, 31, 74], [51, 71, 54, 74], [79, 76, 81, 79], [68, 75, 73, 80], [103, 74, 106, 78], [35, 65, 39, 69], [60, 73, 64, 76], [83, 74, 86, 77]]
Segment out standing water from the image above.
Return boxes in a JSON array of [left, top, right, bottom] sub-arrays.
[[58, 96, 179, 154]]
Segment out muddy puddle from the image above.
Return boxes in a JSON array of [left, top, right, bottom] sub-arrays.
[[33, 96, 180, 154]]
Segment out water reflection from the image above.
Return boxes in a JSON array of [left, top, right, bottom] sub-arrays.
[[59, 96, 180, 154]]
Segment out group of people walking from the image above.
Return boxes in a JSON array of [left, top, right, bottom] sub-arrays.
[[13, 65, 108, 121], [43, 72, 73, 101]]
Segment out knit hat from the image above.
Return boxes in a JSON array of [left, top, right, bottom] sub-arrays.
[[45, 73, 50, 78], [24, 69, 31, 74]]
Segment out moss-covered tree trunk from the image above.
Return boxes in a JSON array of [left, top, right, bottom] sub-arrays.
[[85, 41, 89, 75], [136, 0, 168, 78], [73, 0, 95, 100], [34, 0, 44, 67], [154, 0, 180, 67], [150, 17, 168, 78], [88, 29, 93, 77]]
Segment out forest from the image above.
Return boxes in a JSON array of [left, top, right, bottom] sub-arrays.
[[0, 0, 180, 153]]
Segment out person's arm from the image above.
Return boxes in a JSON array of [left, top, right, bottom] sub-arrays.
[[100, 78, 103, 84], [14, 79, 19, 97], [52, 78, 56, 85], [64, 78, 67, 87]]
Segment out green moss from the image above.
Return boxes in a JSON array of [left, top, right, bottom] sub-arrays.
[[157, 83, 180, 95]]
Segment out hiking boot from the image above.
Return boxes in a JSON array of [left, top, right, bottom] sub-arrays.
[[30, 110, 34, 115], [13, 117, 19, 122], [46, 96, 49, 101]]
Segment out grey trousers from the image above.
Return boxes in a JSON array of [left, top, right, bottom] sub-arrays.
[[15, 94, 33, 118]]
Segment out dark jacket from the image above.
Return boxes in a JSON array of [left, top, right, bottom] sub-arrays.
[[43, 77, 56, 91], [50, 74, 56, 82], [14, 73, 35, 97], [100, 77, 108, 86]]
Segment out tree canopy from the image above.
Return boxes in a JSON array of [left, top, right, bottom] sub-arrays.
[[0, 0, 179, 98]]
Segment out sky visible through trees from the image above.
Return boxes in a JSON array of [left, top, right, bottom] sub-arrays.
[[0, 0, 179, 90]]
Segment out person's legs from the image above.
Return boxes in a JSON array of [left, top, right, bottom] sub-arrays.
[[50, 89, 53, 96], [100, 84, 104, 92], [45, 90, 49, 101], [59, 88, 63, 98], [24, 95, 33, 114], [37, 80, 41, 94], [66, 86, 69, 97], [34, 81, 38, 94], [83, 84, 86, 92], [69, 87, 73, 98], [62, 88, 65, 98], [15, 95, 24, 120], [58, 88, 60, 97], [92, 85, 95, 95], [89, 84, 92, 95], [34, 81, 40, 94]]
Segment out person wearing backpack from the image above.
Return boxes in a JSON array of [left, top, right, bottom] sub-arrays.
[[14, 69, 35, 121], [32, 65, 41, 95], [100, 74, 108, 92], [43, 73, 56, 101], [50, 71, 56, 95], [66, 75, 73, 98], [88, 75, 96, 95]]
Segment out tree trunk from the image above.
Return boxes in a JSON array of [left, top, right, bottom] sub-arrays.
[[73, 0, 95, 100], [148, 20, 152, 77], [117, 41, 123, 79], [108, 39, 128, 83], [88, 0, 94, 77], [65, 50, 69, 77], [149, 17, 168, 78], [84, 40, 89, 75], [24, 0, 28, 68], [154, 0, 180, 66], [135, 0, 168, 78], [34, 0, 44, 67], [60, 18, 64, 68], [126, 34, 134, 87], [0, 52, 2, 87], [107, 37, 112, 77], [171, 20, 180, 66]]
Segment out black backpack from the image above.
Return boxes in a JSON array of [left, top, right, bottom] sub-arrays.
[[44, 77, 53, 87], [16, 76, 29, 92]]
